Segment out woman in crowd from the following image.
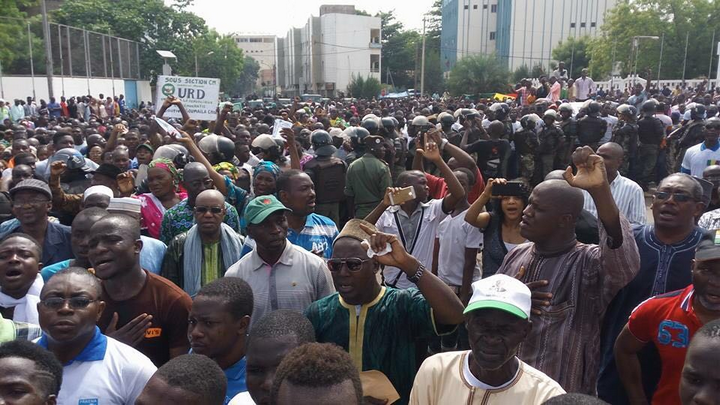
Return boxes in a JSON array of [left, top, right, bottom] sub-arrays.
[[135, 158, 186, 238]]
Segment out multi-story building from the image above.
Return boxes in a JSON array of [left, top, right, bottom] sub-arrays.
[[441, 0, 618, 73], [276, 5, 381, 97], [232, 34, 277, 95]]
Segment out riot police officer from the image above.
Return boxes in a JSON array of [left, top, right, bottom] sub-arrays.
[[576, 101, 607, 150], [513, 114, 541, 182], [343, 126, 370, 165], [636, 99, 666, 190], [303, 130, 347, 224], [611, 104, 639, 177], [537, 109, 564, 179], [672, 103, 708, 171], [558, 103, 578, 166]]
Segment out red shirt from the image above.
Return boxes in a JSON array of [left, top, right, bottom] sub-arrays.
[[628, 285, 703, 405], [426, 167, 485, 203]]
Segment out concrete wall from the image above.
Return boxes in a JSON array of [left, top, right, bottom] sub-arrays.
[[0, 76, 152, 108]]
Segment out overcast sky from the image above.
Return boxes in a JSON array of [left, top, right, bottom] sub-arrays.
[[177, 0, 435, 37]]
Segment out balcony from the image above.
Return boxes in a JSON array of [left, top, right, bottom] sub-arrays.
[[369, 42, 382, 49]]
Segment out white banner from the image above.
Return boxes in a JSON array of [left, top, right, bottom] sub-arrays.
[[155, 76, 220, 121]]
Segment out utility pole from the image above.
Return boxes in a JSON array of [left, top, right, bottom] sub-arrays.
[[28, 23, 36, 100], [657, 33, 664, 89], [681, 31, 690, 85], [710, 30, 716, 87], [609, 40, 616, 92], [40, 0, 54, 99], [420, 16, 427, 96]]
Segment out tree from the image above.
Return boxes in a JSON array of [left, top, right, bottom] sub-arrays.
[[512, 65, 531, 83], [446, 55, 509, 95], [589, 0, 720, 80], [347, 75, 382, 99], [552, 36, 591, 78], [0, 0, 39, 73], [377, 10, 420, 89], [232, 55, 260, 97], [530, 63, 547, 78]]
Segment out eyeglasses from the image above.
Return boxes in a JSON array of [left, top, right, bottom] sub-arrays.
[[654, 191, 695, 203], [327, 258, 372, 272], [12, 200, 49, 208], [41, 297, 96, 310], [194, 206, 223, 215]]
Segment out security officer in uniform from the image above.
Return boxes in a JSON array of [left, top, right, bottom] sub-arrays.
[[513, 114, 540, 183], [576, 101, 607, 150], [672, 103, 708, 172], [636, 99, 666, 190], [611, 104, 639, 177], [304, 130, 347, 225], [488, 102, 514, 140], [537, 109, 564, 180], [343, 126, 370, 165], [437, 112, 462, 146], [558, 103, 578, 167]]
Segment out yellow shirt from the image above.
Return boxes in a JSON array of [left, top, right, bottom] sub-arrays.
[[409, 351, 565, 405]]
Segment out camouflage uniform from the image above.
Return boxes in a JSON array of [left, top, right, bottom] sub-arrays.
[[513, 128, 539, 182], [610, 121, 639, 177]]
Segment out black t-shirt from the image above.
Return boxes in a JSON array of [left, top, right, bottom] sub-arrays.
[[465, 139, 511, 178]]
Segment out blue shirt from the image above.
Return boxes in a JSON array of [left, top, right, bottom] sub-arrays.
[[40, 236, 167, 281], [38, 326, 107, 365], [224, 356, 247, 404], [286, 213, 339, 259], [597, 225, 703, 404]]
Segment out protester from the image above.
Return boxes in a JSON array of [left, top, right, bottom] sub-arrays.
[[0, 234, 43, 324], [37, 267, 157, 404], [136, 158, 186, 239], [0, 339, 63, 405], [679, 319, 720, 405], [409, 275, 565, 404], [136, 354, 228, 405]]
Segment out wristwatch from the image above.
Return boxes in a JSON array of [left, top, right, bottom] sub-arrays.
[[407, 263, 426, 284]]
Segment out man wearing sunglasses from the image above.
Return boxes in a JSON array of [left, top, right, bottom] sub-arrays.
[[598, 173, 705, 403], [305, 219, 465, 405], [36, 267, 157, 404], [159, 162, 240, 245], [681, 117, 720, 177], [162, 190, 245, 297]]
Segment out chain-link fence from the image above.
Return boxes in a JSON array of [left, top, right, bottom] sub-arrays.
[[1, 17, 141, 80]]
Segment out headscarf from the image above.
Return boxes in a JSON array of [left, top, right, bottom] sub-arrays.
[[252, 160, 281, 183], [148, 158, 180, 186], [213, 162, 240, 180]]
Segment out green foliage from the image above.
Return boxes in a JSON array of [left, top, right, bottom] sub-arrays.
[[52, 0, 243, 87], [446, 55, 509, 96], [377, 10, 421, 89], [589, 0, 720, 80], [512, 65, 531, 83], [232, 55, 260, 97], [0, 0, 38, 70], [530, 63, 547, 78], [552, 36, 591, 78], [355, 9, 371, 16], [347, 75, 382, 99]]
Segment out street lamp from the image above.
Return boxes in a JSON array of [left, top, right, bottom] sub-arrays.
[[632, 36, 659, 86], [156, 50, 177, 76], [195, 51, 214, 77]]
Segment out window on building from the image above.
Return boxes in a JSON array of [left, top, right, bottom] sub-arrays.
[[570, 22, 576, 28], [591, 22, 597, 27], [473, 4, 478, 9], [483, 4, 488, 9], [264, 38, 274, 43], [580, 22, 586, 27], [370, 54, 380, 72], [250, 38, 262, 43], [491, 4, 497, 12], [371, 29, 380, 44], [464, 5, 468, 9], [489, 31, 496, 40]]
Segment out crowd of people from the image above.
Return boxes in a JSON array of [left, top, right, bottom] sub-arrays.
[[1, 64, 720, 405]]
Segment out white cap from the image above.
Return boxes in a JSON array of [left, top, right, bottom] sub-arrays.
[[107, 197, 141, 214], [83, 185, 114, 201], [463, 274, 532, 319]]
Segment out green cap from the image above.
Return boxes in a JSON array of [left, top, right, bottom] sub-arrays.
[[244, 195, 291, 225]]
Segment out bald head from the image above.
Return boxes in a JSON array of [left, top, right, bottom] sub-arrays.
[[597, 142, 623, 160], [195, 189, 225, 207], [596, 142, 623, 180], [544, 170, 567, 181], [183, 162, 209, 181], [535, 179, 584, 217]]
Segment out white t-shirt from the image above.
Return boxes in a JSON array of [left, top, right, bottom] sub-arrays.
[[436, 209, 483, 287], [39, 332, 157, 405], [681, 142, 720, 177], [601, 115, 618, 144], [655, 113, 673, 131], [229, 391, 256, 405], [377, 199, 447, 289]]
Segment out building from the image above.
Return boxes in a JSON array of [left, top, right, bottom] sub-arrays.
[[276, 5, 381, 97], [232, 34, 277, 96], [441, 0, 618, 73]]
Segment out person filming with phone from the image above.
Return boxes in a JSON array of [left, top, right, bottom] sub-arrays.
[[364, 135, 465, 289], [465, 178, 529, 278]]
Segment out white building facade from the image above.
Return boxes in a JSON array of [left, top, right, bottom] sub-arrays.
[[232, 34, 277, 95], [276, 5, 381, 97], [441, 0, 618, 72]]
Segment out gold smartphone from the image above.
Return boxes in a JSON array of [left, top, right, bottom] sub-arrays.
[[389, 186, 416, 205]]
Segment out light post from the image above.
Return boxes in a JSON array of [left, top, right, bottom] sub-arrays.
[[632, 36, 659, 86], [195, 51, 214, 77]]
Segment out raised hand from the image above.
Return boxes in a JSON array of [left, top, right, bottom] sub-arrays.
[[359, 223, 417, 271], [563, 146, 608, 191], [50, 161, 67, 178]]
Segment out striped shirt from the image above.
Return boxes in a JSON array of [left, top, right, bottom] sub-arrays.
[[286, 213, 339, 259], [583, 174, 647, 226], [497, 215, 640, 394], [699, 208, 720, 230]]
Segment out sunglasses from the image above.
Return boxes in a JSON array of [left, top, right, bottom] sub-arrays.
[[194, 206, 223, 215], [327, 258, 372, 272], [654, 191, 695, 203], [41, 297, 96, 310]]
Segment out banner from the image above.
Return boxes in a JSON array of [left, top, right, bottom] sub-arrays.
[[155, 76, 220, 121]]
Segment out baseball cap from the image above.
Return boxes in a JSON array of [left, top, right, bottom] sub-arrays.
[[252, 134, 277, 150], [91, 164, 122, 179], [463, 274, 532, 319], [9, 179, 52, 200], [244, 195, 291, 225], [695, 230, 720, 262]]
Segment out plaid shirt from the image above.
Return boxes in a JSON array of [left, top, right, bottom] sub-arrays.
[[0, 317, 42, 342], [497, 215, 640, 394]]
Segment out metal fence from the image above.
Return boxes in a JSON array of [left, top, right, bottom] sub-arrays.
[[1, 17, 141, 80]]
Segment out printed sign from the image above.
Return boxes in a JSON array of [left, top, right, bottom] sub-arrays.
[[155, 75, 220, 121]]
